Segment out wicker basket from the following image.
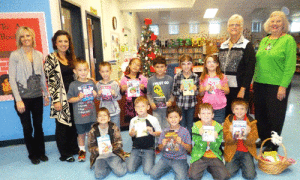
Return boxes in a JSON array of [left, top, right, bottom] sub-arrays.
[[258, 138, 293, 174]]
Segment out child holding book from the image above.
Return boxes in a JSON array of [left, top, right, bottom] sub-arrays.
[[120, 58, 148, 123], [67, 59, 97, 162], [189, 103, 229, 180], [126, 96, 162, 175], [199, 55, 229, 124], [97, 62, 122, 127], [88, 107, 127, 179], [173, 54, 199, 135], [223, 98, 258, 179], [147, 56, 174, 130], [150, 105, 192, 180]]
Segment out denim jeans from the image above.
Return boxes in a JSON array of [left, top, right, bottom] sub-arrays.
[[225, 151, 256, 180], [126, 148, 155, 175], [153, 108, 168, 130], [94, 155, 127, 179], [180, 107, 195, 136], [110, 114, 120, 128], [213, 107, 226, 124], [150, 156, 189, 180]]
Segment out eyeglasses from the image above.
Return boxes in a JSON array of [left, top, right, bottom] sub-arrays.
[[229, 24, 241, 27]]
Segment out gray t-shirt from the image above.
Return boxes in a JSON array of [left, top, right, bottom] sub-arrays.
[[67, 80, 97, 124]]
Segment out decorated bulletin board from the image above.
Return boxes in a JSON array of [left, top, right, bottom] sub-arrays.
[[0, 12, 48, 101]]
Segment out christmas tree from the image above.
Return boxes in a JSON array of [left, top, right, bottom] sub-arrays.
[[138, 18, 159, 77]]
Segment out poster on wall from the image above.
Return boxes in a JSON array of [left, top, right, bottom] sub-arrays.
[[111, 33, 120, 62], [0, 12, 48, 101]]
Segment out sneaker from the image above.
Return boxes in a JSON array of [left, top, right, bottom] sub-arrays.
[[59, 156, 75, 162], [155, 147, 160, 155], [78, 150, 86, 162]]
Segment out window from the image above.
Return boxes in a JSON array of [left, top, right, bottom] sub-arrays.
[[149, 25, 159, 35], [169, 24, 179, 35], [189, 23, 199, 34], [252, 22, 261, 32], [209, 22, 220, 34], [291, 21, 300, 32]]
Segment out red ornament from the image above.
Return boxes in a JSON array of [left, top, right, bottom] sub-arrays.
[[150, 66, 155, 73], [150, 33, 157, 41], [147, 52, 156, 60], [144, 18, 152, 25]]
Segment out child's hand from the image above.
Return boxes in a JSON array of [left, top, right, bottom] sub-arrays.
[[78, 92, 85, 100], [121, 85, 127, 92], [205, 84, 212, 91], [180, 84, 184, 91], [162, 139, 168, 147], [214, 131, 218, 139], [215, 83, 222, 90], [199, 127, 203, 135], [166, 101, 172, 107], [176, 136, 182, 145], [92, 90, 97, 98], [98, 90, 102, 96], [111, 89, 116, 97], [193, 85, 197, 91], [129, 127, 136, 137], [147, 126, 154, 135], [229, 125, 233, 133], [140, 84, 145, 90], [150, 103, 157, 110], [246, 125, 251, 135]]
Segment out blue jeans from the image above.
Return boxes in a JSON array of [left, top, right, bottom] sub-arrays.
[[150, 156, 189, 180], [126, 148, 155, 175], [110, 114, 120, 128], [213, 107, 226, 124], [180, 107, 195, 136], [94, 155, 127, 179], [225, 151, 256, 180]]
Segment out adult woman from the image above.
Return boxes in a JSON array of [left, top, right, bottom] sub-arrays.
[[9, 26, 49, 164], [254, 11, 296, 151], [219, 14, 256, 116], [44, 30, 79, 162]]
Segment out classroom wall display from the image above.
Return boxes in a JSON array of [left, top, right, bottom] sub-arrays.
[[0, 12, 48, 101]]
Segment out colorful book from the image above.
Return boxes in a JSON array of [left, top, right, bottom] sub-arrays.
[[154, 96, 167, 108], [78, 84, 94, 102], [97, 134, 112, 155], [202, 126, 215, 142], [181, 79, 194, 96], [232, 120, 247, 140], [101, 85, 112, 100], [164, 130, 180, 152], [127, 80, 140, 97], [207, 77, 220, 94], [133, 118, 148, 138]]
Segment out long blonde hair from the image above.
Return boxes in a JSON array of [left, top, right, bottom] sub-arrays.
[[200, 54, 223, 82]]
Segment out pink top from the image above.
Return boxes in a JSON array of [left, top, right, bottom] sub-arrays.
[[120, 73, 148, 101], [200, 74, 228, 110]]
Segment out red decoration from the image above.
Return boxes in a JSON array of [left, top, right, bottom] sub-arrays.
[[150, 33, 157, 41], [144, 18, 152, 25], [150, 66, 155, 73], [147, 52, 156, 60]]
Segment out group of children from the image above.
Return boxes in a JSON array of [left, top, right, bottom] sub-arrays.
[[66, 54, 259, 180]]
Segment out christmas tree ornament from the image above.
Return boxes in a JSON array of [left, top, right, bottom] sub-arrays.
[[144, 18, 152, 25]]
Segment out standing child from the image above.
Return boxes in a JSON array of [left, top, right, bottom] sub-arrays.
[[147, 56, 174, 130], [67, 59, 98, 162], [223, 98, 258, 179], [189, 103, 229, 180], [199, 55, 229, 124], [126, 96, 162, 175], [97, 62, 122, 128], [88, 107, 127, 179], [150, 105, 192, 180], [173, 54, 199, 135], [120, 58, 148, 123]]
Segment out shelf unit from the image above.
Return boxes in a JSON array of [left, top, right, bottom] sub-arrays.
[[160, 46, 205, 64]]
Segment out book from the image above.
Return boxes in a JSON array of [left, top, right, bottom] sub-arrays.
[[207, 77, 220, 94], [181, 79, 194, 96], [127, 80, 140, 97], [101, 85, 112, 100], [153, 96, 167, 108], [97, 134, 112, 155], [202, 126, 215, 142], [164, 130, 180, 152], [133, 118, 148, 138], [78, 84, 94, 102], [232, 120, 247, 140]]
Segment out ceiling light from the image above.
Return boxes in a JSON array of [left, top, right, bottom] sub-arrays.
[[204, 8, 218, 19]]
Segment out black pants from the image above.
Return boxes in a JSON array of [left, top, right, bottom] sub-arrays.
[[253, 82, 291, 146], [55, 104, 79, 158], [225, 87, 250, 117], [14, 96, 45, 159]]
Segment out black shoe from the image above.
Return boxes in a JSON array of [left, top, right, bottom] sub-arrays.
[[30, 157, 40, 165], [60, 156, 75, 162], [39, 155, 49, 162], [262, 146, 273, 153], [256, 140, 263, 148]]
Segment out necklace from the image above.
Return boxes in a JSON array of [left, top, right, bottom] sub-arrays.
[[265, 33, 283, 51]]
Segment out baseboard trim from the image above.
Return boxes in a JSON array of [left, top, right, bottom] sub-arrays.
[[0, 135, 56, 147]]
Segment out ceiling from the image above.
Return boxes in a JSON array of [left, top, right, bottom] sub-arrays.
[[119, 0, 300, 24]]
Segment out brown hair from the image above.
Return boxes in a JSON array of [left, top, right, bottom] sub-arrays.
[[124, 58, 143, 75], [74, 58, 89, 69], [98, 107, 111, 118], [99, 62, 112, 71], [52, 30, 76, 68], [198, 103, 214, 114], [134, 96, 149, 106], [16, 26, 36, 49], [166, 105, 182, 117], [231, 98, 249, 110], [153, 56, 167, 66], [200, 54, 223, 82], [179, 54, 194, 65]]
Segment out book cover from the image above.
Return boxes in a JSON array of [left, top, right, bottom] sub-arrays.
[[207, 78, 220, 94], [232, 120, 247, 140], [133, 118, 148, 138], [127, 80, 140, 97], [78, 84, 94, 102], [101, 85, 112, 100], [202, 126, 215, 142], [154, 97, 167, 108], [97, 134, 112, 155], [181, 79, 194, 96], [164, 130, 180, 152]]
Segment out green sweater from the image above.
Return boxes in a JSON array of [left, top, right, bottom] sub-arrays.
[[190, 120, 223, 164], [254, 34, 296, 88]]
